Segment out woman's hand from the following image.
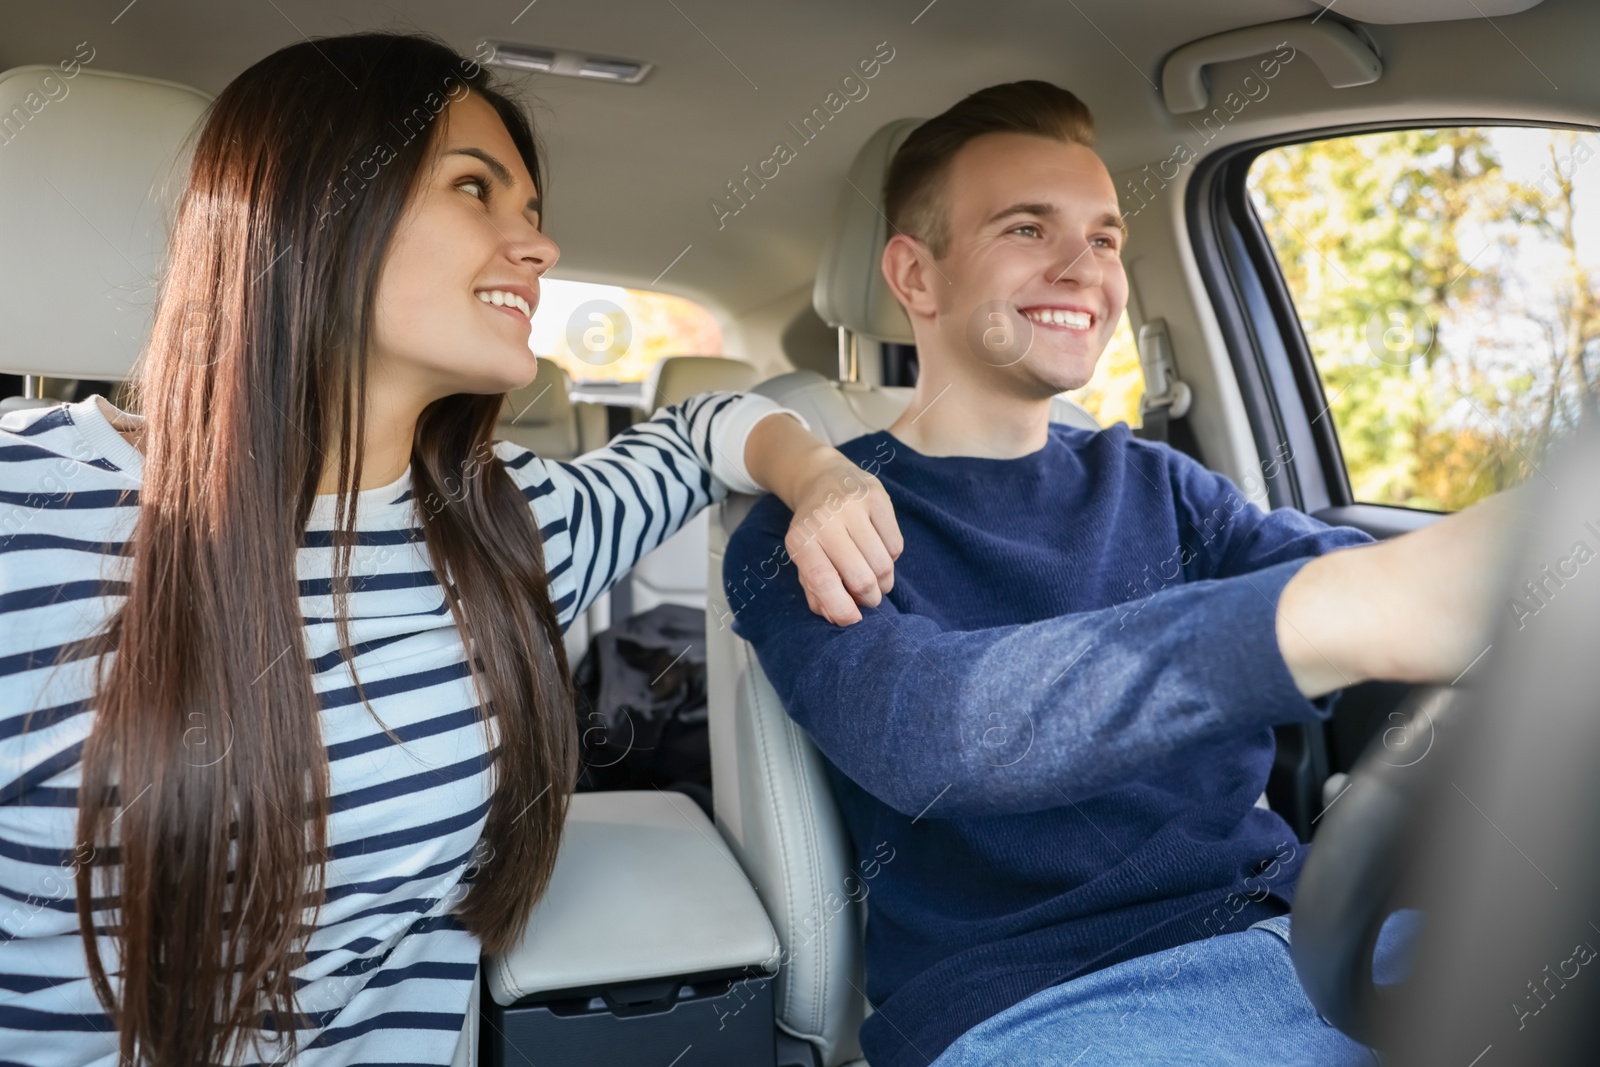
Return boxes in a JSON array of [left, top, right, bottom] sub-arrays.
[[744, 414, 903, 625]]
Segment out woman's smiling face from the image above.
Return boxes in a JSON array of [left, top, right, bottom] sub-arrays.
[[370, 91, 559, 402]]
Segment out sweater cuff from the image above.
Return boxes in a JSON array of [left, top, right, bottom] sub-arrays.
[[1208, 556, 1332, 725], [710, 394, 812, 496]]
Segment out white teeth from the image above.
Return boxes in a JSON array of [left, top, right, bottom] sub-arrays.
[[1024, 308, 1092, 329], [477, 290, 532, 318]]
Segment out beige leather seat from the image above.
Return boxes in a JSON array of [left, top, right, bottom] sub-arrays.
[[704, 121, 1098, 1067], [0, 66, 207, 397], [638, 353, 759, 413], [497, 357, 608, 461]]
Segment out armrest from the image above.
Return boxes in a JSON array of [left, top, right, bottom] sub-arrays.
[[484, 790, 780, 1006]]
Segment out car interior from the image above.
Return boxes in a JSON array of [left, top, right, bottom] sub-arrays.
[[2, 0, 1597, 1064]]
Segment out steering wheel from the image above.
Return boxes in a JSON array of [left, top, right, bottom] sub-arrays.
[[1291, 424, 1600, 1064], [1288, 684, 1465, 1047]]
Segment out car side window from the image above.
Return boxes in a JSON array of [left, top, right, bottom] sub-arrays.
[[1065, 310, 1145, 429], [1248, 126, 1599, 511]]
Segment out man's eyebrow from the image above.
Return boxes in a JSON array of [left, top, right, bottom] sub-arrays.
[[985, 201, 1057, 226], [986, 201, 1129, 237]]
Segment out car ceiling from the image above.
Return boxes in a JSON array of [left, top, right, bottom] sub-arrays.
[[2, 0, 1592, 325]]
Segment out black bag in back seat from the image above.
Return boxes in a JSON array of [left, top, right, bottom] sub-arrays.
[[572, 603, 712, 817]]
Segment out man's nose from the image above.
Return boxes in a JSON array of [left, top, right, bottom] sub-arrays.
[[1047, 238, 1102, 288]]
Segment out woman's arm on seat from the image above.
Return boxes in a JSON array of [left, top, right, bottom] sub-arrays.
[[502, 390, 900, 629]]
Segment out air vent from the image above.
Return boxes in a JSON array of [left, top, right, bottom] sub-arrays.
[[480, 42, 652, 85]]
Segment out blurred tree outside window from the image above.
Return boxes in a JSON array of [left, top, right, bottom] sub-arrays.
[[530, 278, 723, 383], [1065, 310, 1145, 429], [1250, 127, 1600, 512]]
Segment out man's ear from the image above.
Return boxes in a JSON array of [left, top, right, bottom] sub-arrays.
[[881, 233, 941, 322]]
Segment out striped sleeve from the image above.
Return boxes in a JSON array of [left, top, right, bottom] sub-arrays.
[[498, 390, 803, 628]]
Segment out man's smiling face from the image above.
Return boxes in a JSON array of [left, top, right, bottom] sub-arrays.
[[924, 131, 1128, 397]]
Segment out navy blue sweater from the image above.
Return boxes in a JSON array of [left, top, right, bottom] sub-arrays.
[[722, 423, 1373, 1067]]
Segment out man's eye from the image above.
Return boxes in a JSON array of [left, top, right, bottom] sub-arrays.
[[1011, 223, 1042, 238]]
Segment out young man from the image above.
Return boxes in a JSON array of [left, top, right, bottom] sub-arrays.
[[722, 82, 1516, 1067]]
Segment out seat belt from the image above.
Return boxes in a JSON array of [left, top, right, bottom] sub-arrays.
[[1134, 318, 1191, 443]]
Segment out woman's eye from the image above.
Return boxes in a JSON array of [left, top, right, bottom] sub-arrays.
[[457, 177, 487, 200]]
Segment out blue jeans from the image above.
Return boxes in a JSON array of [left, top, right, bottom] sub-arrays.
[[931, 911, 1419, 1067]]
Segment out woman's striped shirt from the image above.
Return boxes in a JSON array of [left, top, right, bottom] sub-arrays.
[[0, 389, 790, 1067]]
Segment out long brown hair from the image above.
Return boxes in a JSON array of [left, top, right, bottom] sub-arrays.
[[71, 33, 575, 1065]]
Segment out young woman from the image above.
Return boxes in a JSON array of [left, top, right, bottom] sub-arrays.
[[0, 33, 899, 1067]]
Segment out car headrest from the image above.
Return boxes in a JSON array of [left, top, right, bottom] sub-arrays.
[[0, 66, 210, 379], [640, 355, 758, 412], [753, 370, 911, 446], [501, 357, 575, 427], [812, 118, 924, 345]]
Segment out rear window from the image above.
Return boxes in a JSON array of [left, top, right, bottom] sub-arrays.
[[531, 279, 724, 383]]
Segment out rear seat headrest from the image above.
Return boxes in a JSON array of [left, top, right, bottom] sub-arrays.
[[0, 66, 210, 380], [812, 118, 923, 346], [501, 357, 574, 428], [640, 355, 758, 412]]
